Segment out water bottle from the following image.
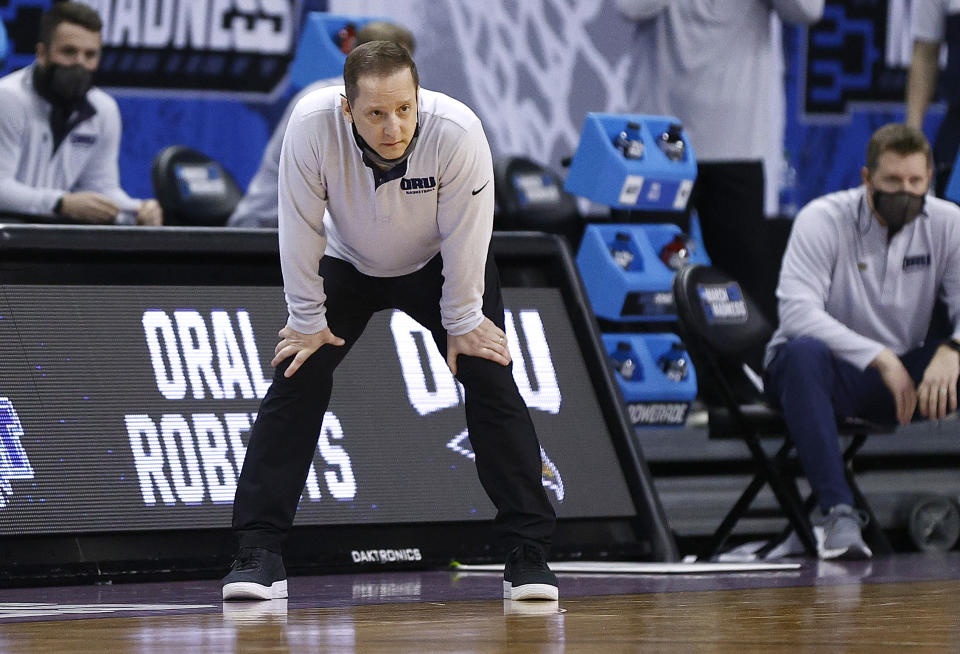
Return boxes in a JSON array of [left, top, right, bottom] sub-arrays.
[[337, 23, 358, 54], [614, 121, 644, 159], [658, 122, 685, 162], [658, 343, 689, 382], [611, 342, 638, 381], [659, 233, 693, 271], [609, 232, 635, 270]]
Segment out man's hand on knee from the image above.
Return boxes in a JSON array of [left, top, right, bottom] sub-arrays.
[[870, 348, 917, 425], [445, 317, 510, 376], [918, 345, 960, 420], [272, 325, 344, 378]]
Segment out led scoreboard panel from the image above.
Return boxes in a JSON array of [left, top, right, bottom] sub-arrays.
[[0, 225, 674, 574], [0, 284, 636, 534]]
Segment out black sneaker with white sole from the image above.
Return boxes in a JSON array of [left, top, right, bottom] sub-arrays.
[[222, 547, 288, 600], [503, 543, 558, 601]]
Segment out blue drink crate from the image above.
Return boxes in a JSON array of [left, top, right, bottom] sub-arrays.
[[601, 333, 697, 429], [577, 223, 710, 323], [564, 113, 697, 212]]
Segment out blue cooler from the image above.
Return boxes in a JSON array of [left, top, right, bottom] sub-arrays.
[[576, 223, 710, 323], [564, 113, 697, 212], [602, 334, 697, 429]]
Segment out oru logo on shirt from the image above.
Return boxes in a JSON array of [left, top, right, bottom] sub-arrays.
[[400, 177, 437, 195], [903, 254, 931, 271]]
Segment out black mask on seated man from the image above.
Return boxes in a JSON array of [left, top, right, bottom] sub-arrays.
[[34, 63, 93, 106], [872, 189, 925, 235]]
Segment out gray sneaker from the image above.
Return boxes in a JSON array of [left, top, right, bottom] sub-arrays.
[[816, 504, 872, 560]]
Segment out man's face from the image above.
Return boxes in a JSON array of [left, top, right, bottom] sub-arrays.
[[862, 150, 932, 201], [342, 68, 418, 161], [36, 22, 102, 72]]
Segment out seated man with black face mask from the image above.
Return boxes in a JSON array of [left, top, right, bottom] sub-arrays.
[[764, 124, 960, 560], [0, 2, 162, 225]]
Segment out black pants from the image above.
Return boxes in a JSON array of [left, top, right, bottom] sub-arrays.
[[232, 251, 557, 552], [692, 161, 777, 324]]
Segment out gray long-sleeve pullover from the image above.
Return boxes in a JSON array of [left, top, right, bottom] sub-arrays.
[[277, 85, 495, 336]]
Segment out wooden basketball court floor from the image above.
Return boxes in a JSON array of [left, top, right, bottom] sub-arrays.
[[2, 553, 959, 652]]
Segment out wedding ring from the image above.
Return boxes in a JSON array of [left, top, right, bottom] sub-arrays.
[[498, 336, 504, 344], [940, 387, 949, 395]]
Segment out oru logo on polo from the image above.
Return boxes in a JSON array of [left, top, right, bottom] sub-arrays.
[[0, 398, 34, 509], [400, 177, 437, 194]]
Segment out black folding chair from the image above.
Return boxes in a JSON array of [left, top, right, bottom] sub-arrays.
[[672, 264, 894, 560]]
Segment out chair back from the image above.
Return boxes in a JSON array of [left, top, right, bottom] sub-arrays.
[[151, 146, 242, 226], [493, 157, 582, 245], [672, 264, 773, 404]]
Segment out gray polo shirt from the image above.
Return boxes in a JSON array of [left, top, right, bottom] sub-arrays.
[[765, 186, 960, 370], [278, 85, 495, 336], [0, 65, 140, 219]]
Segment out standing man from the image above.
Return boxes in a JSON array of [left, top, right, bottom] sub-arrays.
[[765, 124, 960, 559], [906, 0, 960, 197], [0, 2, 162, 225], [222, 42, 558, 601]]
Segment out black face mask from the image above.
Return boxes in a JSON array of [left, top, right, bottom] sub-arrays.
[[35, 63, 93, 105], [871, 189, 925, 233]]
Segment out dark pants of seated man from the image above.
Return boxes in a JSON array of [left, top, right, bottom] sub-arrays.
[[764, 336, 949, 512]]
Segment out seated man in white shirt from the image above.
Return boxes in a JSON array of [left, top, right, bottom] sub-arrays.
[[764, 124, 960, 559], [0, 2, 162, 225]]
